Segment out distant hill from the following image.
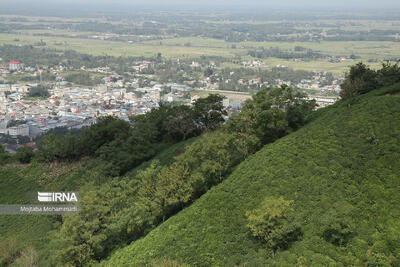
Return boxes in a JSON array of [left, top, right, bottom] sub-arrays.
[[102, 84, 400, 266]]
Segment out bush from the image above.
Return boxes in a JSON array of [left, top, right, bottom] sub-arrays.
[[0, 237, 20, 266], [28, 85, 50, 98], [16, 145, 34, 164], [246, 197, 302, 251], [320, 203, 355, 246], [14, 247, 39, 267]]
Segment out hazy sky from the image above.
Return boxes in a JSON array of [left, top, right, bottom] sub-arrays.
[[1, 0, 400, 17], [2, 0, 400, 8]]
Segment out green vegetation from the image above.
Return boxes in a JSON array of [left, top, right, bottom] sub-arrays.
[[27, 85, 50, 98], [34, 95, 226, 177], [16, 145, 34, 164], [6, 120, 27, 128], [340, 62, 400, 99], [63, 71, 103, 86], [2, 60, 400, 266], [0, 164, 54, 266], [41, 86, 314, 266], [102, 84, 400, 266], [246, 197, 302, 252], [248, 46, 325, 60]]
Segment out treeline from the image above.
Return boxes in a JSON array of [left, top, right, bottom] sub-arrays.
[[27, 85, 50, 98], [340, 61, 400, 99], [63, 72, 103, 86], [215, 67, 330, 92], [44, 86, 315, 266], [22, 94, 226, 177], [248, 46, 325, 60], [0, 45, 150, 70]]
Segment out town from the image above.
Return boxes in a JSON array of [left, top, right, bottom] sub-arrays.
[[0, 54, 341, 152]]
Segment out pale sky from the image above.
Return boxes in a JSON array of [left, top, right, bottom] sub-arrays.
[[2, 0, 400, 8]]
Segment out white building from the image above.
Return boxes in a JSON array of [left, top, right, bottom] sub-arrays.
[[9, 61, 24, 71], [3, 124, 30, 136]]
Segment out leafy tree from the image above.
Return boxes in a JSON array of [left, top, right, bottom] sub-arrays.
[[80, 116, 131, 156], [36, 133, 80, 162], [48, 179, 137, 266], [164, 105, 197, 141], [376, 61, 400, 88], [28, 85, 50, 98], [16, 145, 34, 164], [37, 134, 64, 162], [340, 62, 400, 100], [340, 62, 378, 99], [192, 94, 227, 130], [246, 197, 302, 251], [227, 85, 315, 145]]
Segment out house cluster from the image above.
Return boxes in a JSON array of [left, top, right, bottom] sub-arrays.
[[0, 85, 163, 139], [0, 60, 25, 74], [296, 72, 343, 93], [242, 60, 268, 68]]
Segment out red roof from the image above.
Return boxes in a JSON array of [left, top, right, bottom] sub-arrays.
[[25, 142, 36, 148], [10, 60, 21, 64]]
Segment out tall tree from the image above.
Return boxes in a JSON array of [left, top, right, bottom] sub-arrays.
[[192, 94, 227, 130]]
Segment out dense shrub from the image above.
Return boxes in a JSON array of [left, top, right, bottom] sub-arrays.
[[246, 197, 302, 251], [340, 61, 400, 99], [27, 85, 50, 98], [16, 145, 34, 164]]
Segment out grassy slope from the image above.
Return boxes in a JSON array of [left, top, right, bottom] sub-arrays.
[[0, 139, 194, 259], [103, 85, 400, 266], [0, 163, 54, 253]]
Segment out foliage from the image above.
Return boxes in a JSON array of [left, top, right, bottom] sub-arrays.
[[102, 84, 400, 266], [319, 202, 356, 247], [33, 94, 227, 177], [0, 237, 20, 266], [63, 71, 103, 86], [248, 46, 324, 60], [340, 62, 400, 99], [13, 247, 39, 267], [164, 105, 197, 141], [27, 85, 50, 98], [37, 133, 80, 162], [192, 94, 227, 130], [376, 61, 400, 88], [246, 197, 302, 251], [151, 259, 188, 267], [16, 145, 34, 164], [6, 119, 27, 128], [227, 85, 315, 146], [45, 85, 315, 266]]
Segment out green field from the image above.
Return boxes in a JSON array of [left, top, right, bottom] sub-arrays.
[[0, 139, 196, 265], [1, 30, 400, 74]]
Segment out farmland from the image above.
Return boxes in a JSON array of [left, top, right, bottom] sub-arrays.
[[1, 13, 400, 75]]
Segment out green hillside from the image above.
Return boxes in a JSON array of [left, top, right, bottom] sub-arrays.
[[103, 85, 400, 266], [0, 138, 195, 266]]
